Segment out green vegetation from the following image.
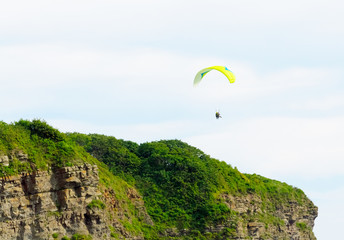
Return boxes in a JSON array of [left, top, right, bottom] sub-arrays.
[[0, 120, 313, 239], [71, 234, 92, 240], [58, 234, 93, 240], [48, 210, 62, 218], [296, 222, 308, 231], [87, 199, 106, 210], [0, 119, 83, 176], [68, 133, 310, 238]]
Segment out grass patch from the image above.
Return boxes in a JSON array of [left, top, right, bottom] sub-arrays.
[[87, 199, 106, 210], [296, 222, 308, 231]]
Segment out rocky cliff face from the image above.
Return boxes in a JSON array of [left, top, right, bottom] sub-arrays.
[[0, 162, 107, 240], [0, 150, 153, 240], [220, 193, 318, 240], [0, 151, 317, 240]]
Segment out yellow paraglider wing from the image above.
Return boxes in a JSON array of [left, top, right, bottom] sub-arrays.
[[193, 66, 235, 86]]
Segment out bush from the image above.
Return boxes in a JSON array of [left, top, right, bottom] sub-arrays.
[[16, 119, 65, 142], [87, 199, 106, 210], [66, 133, 141, 176], [71, 234, 92, 240], [296, 222, 307, 231]]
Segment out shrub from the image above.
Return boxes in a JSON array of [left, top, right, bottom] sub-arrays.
[[71, 234, 92, 240], [87, 199, 106, 210], [296, 222, 308, 231], [16, 119, 65, 142]]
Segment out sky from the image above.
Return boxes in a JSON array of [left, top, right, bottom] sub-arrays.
[[1, 1, 343, 238]]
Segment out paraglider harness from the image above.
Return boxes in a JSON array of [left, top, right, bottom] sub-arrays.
[[215, 111, 222, 119]]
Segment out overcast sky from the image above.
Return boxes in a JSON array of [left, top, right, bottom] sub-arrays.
[[1, 1, 343, 238]]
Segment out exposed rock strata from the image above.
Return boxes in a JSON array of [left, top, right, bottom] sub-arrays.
[[0, 163, 106, 240], [218, 193, 318, 240], [0, 151, 317, 240]]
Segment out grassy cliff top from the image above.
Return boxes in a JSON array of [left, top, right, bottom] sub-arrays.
[[0, 119, 315, 238]]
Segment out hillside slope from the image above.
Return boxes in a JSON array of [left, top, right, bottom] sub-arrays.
[[0, 120, 317, 239]]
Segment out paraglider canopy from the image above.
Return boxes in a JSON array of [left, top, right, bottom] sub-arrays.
[[193, 66, 235, 86]]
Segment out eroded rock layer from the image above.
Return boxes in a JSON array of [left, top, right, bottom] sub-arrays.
[[0, 163, 106, 240]]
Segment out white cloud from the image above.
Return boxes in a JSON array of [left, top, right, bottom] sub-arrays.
[[1, 0, 343, 44], [0, 43, 340, 123], [290, 95, 344, 111], [309, 186, 344, 239], [0, 45, 188, 87], [185, 116, 344, 180]]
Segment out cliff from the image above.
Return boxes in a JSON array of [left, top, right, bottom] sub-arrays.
[[0, 163, 104, 239], [0, 153, 151, 240], [0, 120, 317, 239], [0, 159, 317, 240], [219, 193, 317, 239]]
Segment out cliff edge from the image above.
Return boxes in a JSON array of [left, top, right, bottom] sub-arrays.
[[0, 120, 317, 239]]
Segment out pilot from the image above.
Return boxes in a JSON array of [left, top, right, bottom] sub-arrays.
[[215, 111, 222, 119]]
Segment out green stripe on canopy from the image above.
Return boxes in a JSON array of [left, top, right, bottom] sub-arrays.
[[193, 66, 235, 86]]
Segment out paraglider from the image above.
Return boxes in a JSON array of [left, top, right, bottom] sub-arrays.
[[193, 66, 235, 119], [193, 66, 235, 86]]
